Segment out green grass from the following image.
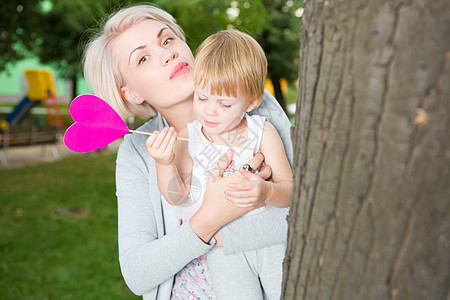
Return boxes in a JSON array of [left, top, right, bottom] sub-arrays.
[[0, 153, 138, 299]]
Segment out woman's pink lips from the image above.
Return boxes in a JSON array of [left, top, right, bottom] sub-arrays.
[[170, 62, 189, 79]]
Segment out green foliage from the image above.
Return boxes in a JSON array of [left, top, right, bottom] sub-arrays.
[[156, 0, 233, 51], [258, 0, 302, 83], [155, 0, 267, 51], [0, 153, 137, 299], [30, 10, 83, 79], [1, 0, 301, 93], [26, 0, 131, 79], [0, 0, 42, 73], [0, 0, 118, 78]]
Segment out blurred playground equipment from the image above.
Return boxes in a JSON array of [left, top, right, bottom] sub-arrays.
[[0, 69, 68, 167]]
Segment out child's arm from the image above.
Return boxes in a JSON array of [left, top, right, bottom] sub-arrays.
[[224, 122, 293, 208], [145, 127, 192, 206]]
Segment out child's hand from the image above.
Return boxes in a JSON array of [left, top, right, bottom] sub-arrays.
[[145, 127, 177, 165], [224, 166, 272, 208]]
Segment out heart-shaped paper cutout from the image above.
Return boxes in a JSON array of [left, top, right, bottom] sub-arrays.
[[64, 94, 129, 152]]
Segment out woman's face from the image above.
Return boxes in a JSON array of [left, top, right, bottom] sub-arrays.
[[114, 19, 195, 110]]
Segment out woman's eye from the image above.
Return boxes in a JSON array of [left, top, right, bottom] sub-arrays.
[[139, 55, 150, 64], [163, 38, 173, 46], [220, 103, 231, 108], [198, 98, 207, 101]]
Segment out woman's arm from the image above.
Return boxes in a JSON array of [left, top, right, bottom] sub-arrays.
[[117, 136, 211, 295], [117, 90, 293, 291], [117, 132, 261, 295]]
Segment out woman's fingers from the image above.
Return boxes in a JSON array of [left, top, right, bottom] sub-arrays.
[[167, 130, 177, 152], [145, 128, 178, 165], [147, 129, 165, 150], [157, 128, 170, 151], [159, 127, 175, 152], [145, 131, 159, 150], [147, 127, 175, 152]]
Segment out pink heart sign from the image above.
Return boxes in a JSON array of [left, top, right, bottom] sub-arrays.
[[64, 94, 129, 152]]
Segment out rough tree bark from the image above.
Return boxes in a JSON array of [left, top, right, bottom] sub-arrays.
[[283, 0, 449, 299]]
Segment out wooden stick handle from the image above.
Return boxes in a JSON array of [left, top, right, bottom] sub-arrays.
[[129, 129, 257, 151]]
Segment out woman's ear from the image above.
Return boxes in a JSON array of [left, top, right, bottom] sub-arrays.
[[246, 98, 260, 112], [121, 86, 143, 105]]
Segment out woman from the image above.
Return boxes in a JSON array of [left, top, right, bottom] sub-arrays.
[[83, 4, 293, 299]]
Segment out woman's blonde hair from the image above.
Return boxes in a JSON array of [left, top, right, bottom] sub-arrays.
[[83, 5, 185, 119], [193, 29, 267, 106]]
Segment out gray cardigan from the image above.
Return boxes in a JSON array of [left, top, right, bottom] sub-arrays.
[[116, 91, 293, 299]]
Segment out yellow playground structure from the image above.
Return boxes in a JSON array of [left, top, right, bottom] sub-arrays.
[[0, 69, 68, 167]]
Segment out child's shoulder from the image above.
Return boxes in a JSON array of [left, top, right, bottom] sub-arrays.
[[260, 120, 281, 142], [263, 119, 277, 133]]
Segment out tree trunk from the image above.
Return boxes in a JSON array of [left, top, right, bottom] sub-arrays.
[[64, 76, 78, 102], [283, 0, 450, 299], [71, 75, 78, 101], [271, 74, 287, 114]]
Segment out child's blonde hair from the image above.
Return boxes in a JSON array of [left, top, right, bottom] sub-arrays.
[[194, 29, 267, 106], [83, 5, 185, 119]]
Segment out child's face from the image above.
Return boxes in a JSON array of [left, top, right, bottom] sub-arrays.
[[193, 85, 256, 135]]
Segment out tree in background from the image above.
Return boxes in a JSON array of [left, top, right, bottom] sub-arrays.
[[258, 0, 302, 113], [20, 0, 130, 99], [283, 0, 449, 298], [0, 0, 41, 73], [1, 0, 139, 98], [0, 0, 97, 97], [160, 0, 302, 112], [154, 0, 266, 52], [1, 0, 300, 107], [30, 6, 85, 100]]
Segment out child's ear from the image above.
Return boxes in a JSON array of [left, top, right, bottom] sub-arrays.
[[121, 86, 144, 105], [246, 98, 259, 112]]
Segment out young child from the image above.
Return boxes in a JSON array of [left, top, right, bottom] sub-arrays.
[[146, 29, 292, 299]]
